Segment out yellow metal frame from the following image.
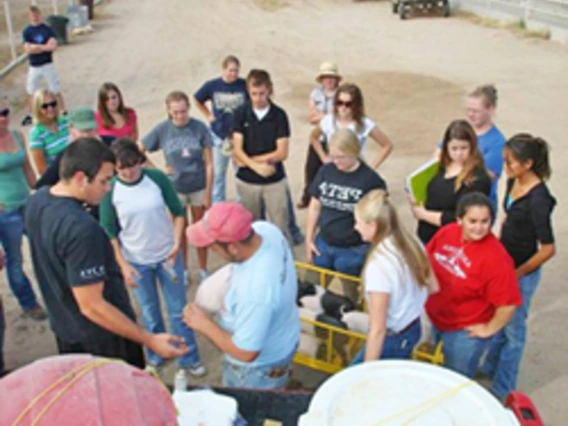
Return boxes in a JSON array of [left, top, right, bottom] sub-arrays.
[[294, 262, 365, 373], [294, 261, 445, 374]]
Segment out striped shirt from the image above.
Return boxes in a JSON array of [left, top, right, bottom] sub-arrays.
[[29, 116, 70, 164]]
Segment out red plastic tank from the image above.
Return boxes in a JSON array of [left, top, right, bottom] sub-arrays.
[[0, 354, 177, 425]]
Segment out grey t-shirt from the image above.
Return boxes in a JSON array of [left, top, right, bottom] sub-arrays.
[[143, 118, 213, 194]]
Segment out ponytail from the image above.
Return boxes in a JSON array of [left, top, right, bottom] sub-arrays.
[[506, 133, 551, 181]]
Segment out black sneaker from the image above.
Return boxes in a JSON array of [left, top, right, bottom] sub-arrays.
[[20, 115, 32, 126]]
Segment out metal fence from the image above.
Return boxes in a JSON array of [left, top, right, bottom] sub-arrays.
[[452, 0, 568, 32], [0, 0, 78, 76]]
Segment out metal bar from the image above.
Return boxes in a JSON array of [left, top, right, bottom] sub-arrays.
[[4, 0, 17, 61]]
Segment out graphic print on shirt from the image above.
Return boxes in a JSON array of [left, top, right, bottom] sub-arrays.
[[318, 181, 364, 212], [433, 244, 471, 279], [213, 92, 247, 114]]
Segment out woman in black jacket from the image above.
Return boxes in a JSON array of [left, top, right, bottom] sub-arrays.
[[410, 119, 491, 244]]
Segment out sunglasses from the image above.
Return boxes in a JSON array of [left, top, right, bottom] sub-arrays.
[[336, 100, 353, 108], [0, 108, 9, 117], [41, 101, 58, 110]]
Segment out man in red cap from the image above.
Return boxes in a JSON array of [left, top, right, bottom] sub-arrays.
[[184, 202, 299, 389]]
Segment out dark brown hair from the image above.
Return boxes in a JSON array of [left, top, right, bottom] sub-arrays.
[[505, 133, 551, 180], [110, 138, 146, 168], [440, 119, 488, 191], [97, 82, 131, 129], [333, 83, 365, 132], [246, 69, 273, 91]]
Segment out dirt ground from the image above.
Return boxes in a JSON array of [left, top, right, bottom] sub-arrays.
[[1, 0, 567, 423]]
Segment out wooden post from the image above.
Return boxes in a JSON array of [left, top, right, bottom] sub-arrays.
[[4, 0, 17, 61], [52, 0, 58, 15]]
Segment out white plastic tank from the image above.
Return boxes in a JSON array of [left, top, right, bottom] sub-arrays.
[[299, 360, 519, 426]]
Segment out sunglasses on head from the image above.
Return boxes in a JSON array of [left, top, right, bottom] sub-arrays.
[[41, 101, 58, 110], [0, 108, 9, 117], [336, 100, 353, 108]]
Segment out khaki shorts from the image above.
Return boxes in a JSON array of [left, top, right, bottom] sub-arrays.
[[27, 63, 61, 94], [177, 189, 205, 206]]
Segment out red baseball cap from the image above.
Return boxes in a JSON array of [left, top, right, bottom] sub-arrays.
[[186, 202, 253, 248]]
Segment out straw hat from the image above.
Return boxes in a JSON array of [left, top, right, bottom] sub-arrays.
[[316, 62, 342, 83]]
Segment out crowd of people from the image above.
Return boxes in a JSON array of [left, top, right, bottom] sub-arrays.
[[0, 5, 557, 401]]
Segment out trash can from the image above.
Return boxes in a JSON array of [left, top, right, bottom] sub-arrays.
[[79, 0, 94, 20], [66, 5, 89, 30], [46, 15, 69, 45]]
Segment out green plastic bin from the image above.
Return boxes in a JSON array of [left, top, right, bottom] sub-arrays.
[[46, 15, 69, 45]]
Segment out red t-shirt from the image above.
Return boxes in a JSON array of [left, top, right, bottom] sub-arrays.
[[425, 223, 521, 332], [95, 108, 137, 139]]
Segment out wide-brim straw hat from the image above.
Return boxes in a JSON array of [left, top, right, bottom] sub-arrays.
[[316, 61, 342, 83]]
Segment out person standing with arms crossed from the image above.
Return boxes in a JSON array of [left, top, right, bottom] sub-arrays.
[[232, 69, 291, 240], [21, 6, 66, 126], [184, 202, 299, 389], [25, 138, 188, 368]]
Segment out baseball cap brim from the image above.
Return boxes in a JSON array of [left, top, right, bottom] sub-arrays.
[[186, 220, 215, 248], [72, 120, 97, 131]]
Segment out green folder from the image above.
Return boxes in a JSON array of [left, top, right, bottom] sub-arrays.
[[406, 159, 440, 205]]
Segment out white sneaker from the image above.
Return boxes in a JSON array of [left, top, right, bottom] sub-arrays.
[[184, 362, 207, 378]]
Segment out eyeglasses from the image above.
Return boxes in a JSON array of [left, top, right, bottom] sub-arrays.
[[41, 101, 58, 110], [0, 108, 9, 117], [336, 100, 353, 108]]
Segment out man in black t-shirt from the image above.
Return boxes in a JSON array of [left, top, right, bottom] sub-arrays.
[[25, 138, 188, 367], [232, 69, 291, 240], [21, 6, 66, 126]]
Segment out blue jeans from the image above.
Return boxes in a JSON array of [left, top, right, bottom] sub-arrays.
[[222, 350, 295, 389], [130, 253, 200, 368], [351, 318, 421, 365], [212, 132, 240, 204], [0, 208, 38, 312], [432, 326, 491, 378], [483, 268, 542, 400], [313, 235, 368, 277]]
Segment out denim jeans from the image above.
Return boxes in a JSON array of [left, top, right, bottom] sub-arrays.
[[130, 253, 200, 368], [432, 326, 491, 378], [211, 132, 239, 204], [313, 235, 368, 277], [483, 268, 542, 400], [222, 350, 295, 390], [350, 318, 421, 365], [0, 208, 38, 312]]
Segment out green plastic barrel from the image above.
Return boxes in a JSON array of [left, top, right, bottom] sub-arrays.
[[46, 15, 69, 45]]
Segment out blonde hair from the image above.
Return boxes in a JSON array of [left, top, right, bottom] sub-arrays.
[[356, 190, 431, 287], [469, 84, 498, 108], [329, 128, 361, 158], [31, 89, 58, 126]]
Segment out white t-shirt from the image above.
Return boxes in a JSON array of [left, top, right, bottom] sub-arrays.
[[319, 113, 376, 149], [310, 86, 335, 115], [253, 105, 270, 121], [363, 236, 427, 332]]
